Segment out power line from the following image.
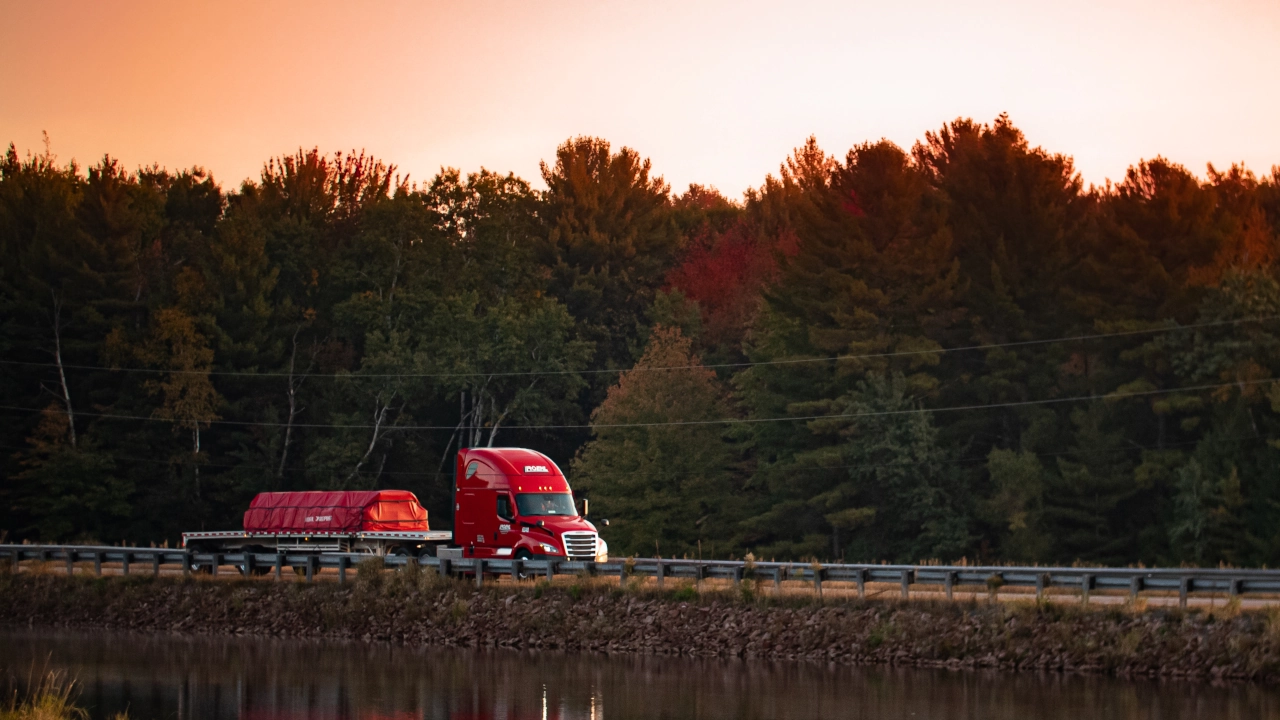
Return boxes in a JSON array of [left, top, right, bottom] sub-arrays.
[[0, 431, 1271, 486], [0, 377, 1272, 431], [0, 315, 1275, 379]]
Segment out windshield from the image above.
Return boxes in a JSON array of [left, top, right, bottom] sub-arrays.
[[516, 493, 578, 517]]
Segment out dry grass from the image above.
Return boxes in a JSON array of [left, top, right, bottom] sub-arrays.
[[0, 668, 127, 720]]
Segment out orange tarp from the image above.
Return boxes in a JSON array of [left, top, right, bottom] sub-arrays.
[[243, 490, 429, 533]]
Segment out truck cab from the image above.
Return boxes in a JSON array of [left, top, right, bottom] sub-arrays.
[[454, 448, 607, 563]]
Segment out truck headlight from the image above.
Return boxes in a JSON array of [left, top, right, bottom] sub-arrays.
[[595, 538, 609, 563], [539, 543, 559, 554]]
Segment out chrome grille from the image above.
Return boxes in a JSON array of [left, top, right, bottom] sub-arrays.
[[562, 531, 598, 559]]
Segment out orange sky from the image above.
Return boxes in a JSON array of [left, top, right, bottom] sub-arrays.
[[3, 0, 1279, 196]]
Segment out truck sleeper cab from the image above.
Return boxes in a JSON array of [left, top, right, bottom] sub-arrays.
[[454, 447, 607, 563]]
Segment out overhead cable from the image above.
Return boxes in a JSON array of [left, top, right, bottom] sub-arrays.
[[0, 315, 1275, 379], [0, 377, 1271, 432]]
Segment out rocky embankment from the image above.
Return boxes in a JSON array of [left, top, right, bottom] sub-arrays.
[[2, 567, 1278, 683]]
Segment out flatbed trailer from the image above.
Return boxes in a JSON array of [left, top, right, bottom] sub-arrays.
[[182, 489, 452, 560], [181, 529, 453, 556]]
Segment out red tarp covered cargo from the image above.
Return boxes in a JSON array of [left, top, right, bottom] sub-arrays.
[[243, 490, 429, 533]]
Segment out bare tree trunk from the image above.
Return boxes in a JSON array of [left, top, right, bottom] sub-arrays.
[[347, 393, 395, 485], [486, 396, 500, 447], [278, 329, 313, 479], [50, 291, 76, 448], [486, 378, 537, 447], [434, 424, 461, 481], [193, 426, 201, 499]]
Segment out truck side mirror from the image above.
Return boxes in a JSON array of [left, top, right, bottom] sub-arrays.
[[601, 519, 610, 527], [537, 520, 545, 528]]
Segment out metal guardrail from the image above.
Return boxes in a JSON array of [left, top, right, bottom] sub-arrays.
[[3, 544, 1278, 609]]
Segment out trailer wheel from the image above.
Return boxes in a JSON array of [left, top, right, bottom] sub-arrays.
[[388, 546, 412, 570], [237, 546, 272, 576]]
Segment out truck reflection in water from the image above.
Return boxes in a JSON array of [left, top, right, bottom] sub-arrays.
[[3, 629, 1279, 720]]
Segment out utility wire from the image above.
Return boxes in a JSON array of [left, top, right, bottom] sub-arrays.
[[0, 432, 1271, 484], [0, 377, 1272, 431], [0, 315, 1275, 379]]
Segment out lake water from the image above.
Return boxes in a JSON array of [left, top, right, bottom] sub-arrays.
[[1, 629, 1276, 719]]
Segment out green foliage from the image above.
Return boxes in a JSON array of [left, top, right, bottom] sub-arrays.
[[573, 326, 741, 558], [671, 585, 697, 602], [538, 136, 678, 376], [4, 119, 1280, 570]]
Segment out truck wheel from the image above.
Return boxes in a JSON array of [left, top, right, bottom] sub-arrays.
[[514, 549, 533, 581], [388, 546, 412, 570], [245, 546, 273, 575], [187, 546, 213, 574]]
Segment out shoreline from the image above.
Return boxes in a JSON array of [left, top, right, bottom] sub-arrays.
[[2, 569, 1278, 684]]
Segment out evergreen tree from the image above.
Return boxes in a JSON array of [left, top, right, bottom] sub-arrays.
[[572, 326, 740, 559]]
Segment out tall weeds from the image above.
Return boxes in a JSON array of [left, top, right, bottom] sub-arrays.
[[1, 668, 126, 720]]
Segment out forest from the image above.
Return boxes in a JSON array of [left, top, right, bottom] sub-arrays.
[[3, 115, 1280, 568]]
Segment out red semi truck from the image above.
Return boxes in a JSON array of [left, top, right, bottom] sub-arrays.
[[182, 447, 608, 563]]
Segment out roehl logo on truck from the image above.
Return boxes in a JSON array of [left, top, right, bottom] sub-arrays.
[[304, 515, 333, 523], [524, 465, 549, 473]]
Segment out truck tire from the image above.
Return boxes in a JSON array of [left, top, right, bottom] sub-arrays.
[[388, 546, 412, 570], [244, 546, 273, 575], [514, 549, 533, 581]]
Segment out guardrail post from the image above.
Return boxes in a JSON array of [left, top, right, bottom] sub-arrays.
[[475, 559, 485, 588], [152, 553, 161, 577], [813, 567, 823, 598], [93, 551, 102, 577], [900, 570, 912, 600], [1129, 576, 1142, 601], [1081, 574, 1093, 605], [305, 556, 316, 583], [243, 553, 255, 578], [1179, 577, 1190, 609], [439, 557, 452, 578], [182, 551, 191, 578], [211, 554, 220, 578], [544, 558, 554, 583], [773, 567, 784, 594], [944, 571, 955, 601], [1229, 578, 1242, 598], [65, 550, 75, 577], [337, 556, 348, 583], [121, 552, 130, 576], [694, 562, 705, 591], [617, 561, 626, 586], [1035, 573, 1047, 601], [855, 568, 866, 599], [512, 558, 523, 583], [656, 558, 665, 589], [9, 549, 18, 573], [732, 566, 743, 587], [274, 553, 283, 581]]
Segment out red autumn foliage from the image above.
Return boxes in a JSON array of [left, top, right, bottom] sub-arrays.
[[664, 218, 798, 348]]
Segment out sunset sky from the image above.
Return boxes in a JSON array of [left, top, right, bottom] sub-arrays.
[[3, 0, 1278, 196]]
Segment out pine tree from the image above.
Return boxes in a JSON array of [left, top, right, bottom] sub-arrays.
[[572, 326, 740, 558]]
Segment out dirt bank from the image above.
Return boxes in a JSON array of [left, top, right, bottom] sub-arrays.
[[2, 567, 1278, 683]]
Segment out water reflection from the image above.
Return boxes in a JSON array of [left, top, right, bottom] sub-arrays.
[[1, 629, 1276, 720]]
